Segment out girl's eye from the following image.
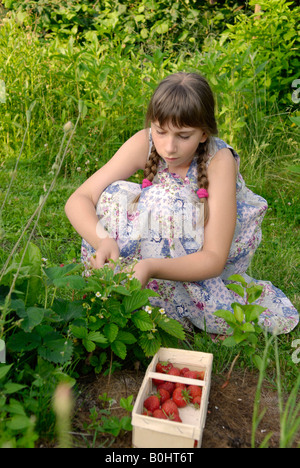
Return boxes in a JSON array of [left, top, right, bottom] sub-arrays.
[[179, 135, 190, 140]]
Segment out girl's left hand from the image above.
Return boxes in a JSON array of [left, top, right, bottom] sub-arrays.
[[130, 259, 152, 288]]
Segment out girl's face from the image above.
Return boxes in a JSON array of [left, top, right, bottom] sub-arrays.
[[151, 121, 207, 176]]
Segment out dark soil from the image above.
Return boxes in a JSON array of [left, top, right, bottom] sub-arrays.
[[71, 368, 299, 449]]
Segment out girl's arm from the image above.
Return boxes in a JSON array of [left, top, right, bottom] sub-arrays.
[[65, 129, 149, 253], [134, 147, 237, 286]]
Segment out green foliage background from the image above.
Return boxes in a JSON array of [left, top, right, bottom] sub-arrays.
[[0, 0, 299, 448]]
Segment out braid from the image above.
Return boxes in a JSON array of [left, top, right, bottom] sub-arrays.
[[143, 147, 160, 182], [196, 140, 210, 225], [131, 147, 160, 207]]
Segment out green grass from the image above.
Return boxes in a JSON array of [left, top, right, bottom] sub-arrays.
[[0, 5, 299, 447]]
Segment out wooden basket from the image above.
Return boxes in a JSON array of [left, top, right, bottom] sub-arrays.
[[132, 347, 213, 448]]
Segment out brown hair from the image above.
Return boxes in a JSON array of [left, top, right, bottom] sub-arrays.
[[138, 73, 217, 223]]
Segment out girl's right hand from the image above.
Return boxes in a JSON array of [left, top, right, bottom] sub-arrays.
[[90, 237, 120, 270]]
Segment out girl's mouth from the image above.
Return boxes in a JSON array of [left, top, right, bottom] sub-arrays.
[[165, 157, 177, 162]]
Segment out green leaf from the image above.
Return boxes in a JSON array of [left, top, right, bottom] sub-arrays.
[[111, 340, 127, 360], [244, 304, 266, 322], [214, 309, 237, 325], [131, 310, 153, 331], [245, 333, 258, 345], [51, 298, 84, 322], [233, 328, 247, 344], [139, 333, 161, 356], [38, 332, 73, 364], [111, 285, 131, 296], [116, 330, 136, 344], [106, 298, 129, 327], [123, 290, 158, 314], [45, 263, 79, 281], [20, 306, 45, 332], [0, 364, 12, 380], [3, 382, 26, 394], [7, 331, 42, 352], [82, 339, 95, 352], [6, 398, 26, 415], [246, 283, 264, 303], [252, 354, 264, 371], [90, 352, 107, 373], [154, 21, 169, 35], [6, 415, 32, 431], [52, 275, 85, 290], [222, 336, 237, 347], [233, 303, 244, 323], [120, 415, 132, 431], [227, 283, 245, 298], [100, 416, 122, 437], [45, 264, 85, 289], [156, 316, 185, 340], [70, 325, 88, 339], [88, 331, 107, 345], [120, 395, 134, 412], [240, 322, 255, 332], [290, 115, 300, 127], [103, 323, 119, 343], [227, 274, 247, 288]]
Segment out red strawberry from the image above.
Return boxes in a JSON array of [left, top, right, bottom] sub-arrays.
[[152, 377, 165, 386], [143, 395, 160, 412], [142, 409, 153, 416], [184, 370, 199, 379], [170, 413, 182, 423], [161, 399, 179, 418], [180, 367, 190, 376], [156, 361, 173, 374], [168, 366, 181, 376], [187, 385, 202, 401], [172, 387, 191, 408], [197, 370, 205, 380], [175, 382, 186, 390], [193, 395, 202, 408], [157, 387, 170, 404], [153, 408, 168, 419], [158, 381, 175, 395]]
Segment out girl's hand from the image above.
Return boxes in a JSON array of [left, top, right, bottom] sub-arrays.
[[131, 259, 153, 289], [90, 237, 120, 269]]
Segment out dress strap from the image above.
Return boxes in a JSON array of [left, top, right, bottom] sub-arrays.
[[148, 127, 153, 160]]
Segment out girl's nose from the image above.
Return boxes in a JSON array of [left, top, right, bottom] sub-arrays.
[[165, 136, 177, 154]]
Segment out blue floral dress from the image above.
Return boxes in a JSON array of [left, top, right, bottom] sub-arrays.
[[81, 134, 299, 335]]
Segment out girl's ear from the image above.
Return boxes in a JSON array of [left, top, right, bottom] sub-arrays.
[[200, 132, 208, 143]]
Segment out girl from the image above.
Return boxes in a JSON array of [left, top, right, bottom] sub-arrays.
[[65, 72, 298, 335]]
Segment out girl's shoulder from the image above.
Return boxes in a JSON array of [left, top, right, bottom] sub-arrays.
[[207, 137, 240, 170]]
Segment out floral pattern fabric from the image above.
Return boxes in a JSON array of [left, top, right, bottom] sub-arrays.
[[81, 135, 299, 335]]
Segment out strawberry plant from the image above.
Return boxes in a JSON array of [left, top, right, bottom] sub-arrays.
[[67, 259, 186, 367], [214, 274, 267, 386], [2, 244, 185, 373]]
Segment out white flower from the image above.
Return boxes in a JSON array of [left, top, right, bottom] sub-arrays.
[[159, 308, 165, 315], [95, 291, 101, 298], [144, 305, 152, 314]]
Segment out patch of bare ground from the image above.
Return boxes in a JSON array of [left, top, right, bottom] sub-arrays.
[[71, 368, 299, 448]]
